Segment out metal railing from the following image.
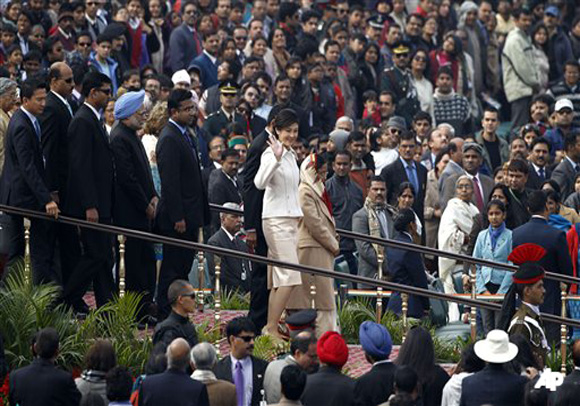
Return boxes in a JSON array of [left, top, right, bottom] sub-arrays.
[[2, 203, 578, 374]]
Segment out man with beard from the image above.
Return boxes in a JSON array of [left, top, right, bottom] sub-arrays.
[[526, 137, 551, 190], [110, 90, 158, 320]]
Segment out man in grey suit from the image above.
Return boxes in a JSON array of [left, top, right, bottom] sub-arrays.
[[438, 138, 464, 190], [169, 1, 202, 72], [551, 130, 580, 200], [352, 177, 395, 288], [440, 143, 495, 213], [206, 202, 251, 293]]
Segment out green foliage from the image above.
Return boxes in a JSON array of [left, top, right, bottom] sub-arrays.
[[0, 263, 152, 375], [216, 288, 251, 311], [545, 342, 573, 374], [252, 334, 290, 362], [337, 297, 466, 363], [196, 319, 222, 344]]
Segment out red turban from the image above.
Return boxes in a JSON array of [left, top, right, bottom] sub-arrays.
[[317, 331, 348, 368]]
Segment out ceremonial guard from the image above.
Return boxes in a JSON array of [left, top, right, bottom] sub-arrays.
[[500, 243, 549, 369], [202, 81, 245, 138]]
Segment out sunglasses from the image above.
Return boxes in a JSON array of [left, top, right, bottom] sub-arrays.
[[394, 53, 409, 58], [236, 335, 255, 342], [63, 78, 73, 83], [180, 292, 196, 298]]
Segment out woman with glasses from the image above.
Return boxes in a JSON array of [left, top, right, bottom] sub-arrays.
[[410, 48, 434, 119], [254, 109, 302, 339], [438, 175, 479, 319]]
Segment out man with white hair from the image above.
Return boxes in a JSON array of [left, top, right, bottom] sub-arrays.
[[207, 202, 251, 293], [191, 342, 237, 406], [140, 338, 209, 406], [334, 116, 354, 133], [0, 78, 18, 177]]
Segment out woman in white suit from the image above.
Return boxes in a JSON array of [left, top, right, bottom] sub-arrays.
[[254, 108, 302, 338]]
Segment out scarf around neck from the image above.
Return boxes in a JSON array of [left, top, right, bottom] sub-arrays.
[[488, 222, 505, 250]]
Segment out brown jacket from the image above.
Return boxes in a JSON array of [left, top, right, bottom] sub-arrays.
[[287, 184, 339, 310], [205, 379, 237, 406]]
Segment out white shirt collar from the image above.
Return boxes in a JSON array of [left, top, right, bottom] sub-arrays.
[[51, 90, 71, 110], [20, 106, 38, 126], [230, 353, 251, 365], [566, 156, 579, 168], [523, 301, 541, 316], [373, 359, 392, 367], [203, 49, 217, 64], [531, 162, 544, 173], [465, 172, 480, 182], [169, 118, 187, 134], [83, 102, 101, 120], [58, 27, 72, 39], [221, 227, 236, 241]]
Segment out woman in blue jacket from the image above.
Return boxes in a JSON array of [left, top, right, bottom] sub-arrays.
[[472, 199, 512, 334]]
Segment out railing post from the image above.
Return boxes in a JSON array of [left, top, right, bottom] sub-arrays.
[[562, 284, 568, 375], [470, 262, 477, 341], [197, 229, 205, 312], [23, 217, 31, 284], [214, 254, 222, 354], [376, 249, 384, 323], [310, 274, 316, 309], [117, 235, 126, 297], [402, 292, 409, 342]]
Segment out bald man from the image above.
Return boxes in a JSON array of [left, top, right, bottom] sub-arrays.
[[39, 61, 80, 289], [139, 338, 210, 406], [438, 137, 465, 190]]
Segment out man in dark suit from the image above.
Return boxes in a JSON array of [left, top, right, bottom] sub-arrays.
[[273, 75, 310, 141], [189, 30, 219, 90], [207, 203, 251, 293], [9, 328, 81, 406], [169, 1, 202, 73], [564, 340, 580, 385], [110, 90, 158, 316], [526, 137, 552, 190], [202, 135, 226, 195], [155, 89, 210, 317], [63, 72, 115, 311], [0, 78, 60, 284], [208, 148, 242, 232], [139, 337, 209, 406], [39, 61, 80, 286], [380, 131, 427, 223], [440, 143, 494, 212], [512, 190, 573, 343], [354, 321, 396, 406], [551, 131, 580, 199], [215, 317, 268, 406], [506, 159, 532, 229], [243, 107, 280, 332], [459, 330, 527, 406]]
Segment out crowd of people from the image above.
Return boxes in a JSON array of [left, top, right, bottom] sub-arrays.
[[2, 0, 580, 404]]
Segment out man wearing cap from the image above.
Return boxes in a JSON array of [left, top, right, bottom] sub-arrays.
[[39, 62, 79, 286], [52, 3, 77, 52], [440, 142, 494, 212], [366, 15, 385, 43], [506, 256, 549, 368], [264, 328, 318, 404], [547, 61, 580, 128], [354, 321, 396, 406], [543, 5, 573, 83], [301, 331, 354, 406], [459, 330, 527, 405], [380, 40, 420, 126], [545, 98, 580, 158], [502, 7, 540, 130], [372, 116, 404, 175], [552, 131, 580, 199], [110, 90, 158, 317], [204, 81, 245, 139], [511, 191, 573, 344]]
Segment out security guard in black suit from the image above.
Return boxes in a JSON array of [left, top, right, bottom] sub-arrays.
[[202, 80, 245, 139]]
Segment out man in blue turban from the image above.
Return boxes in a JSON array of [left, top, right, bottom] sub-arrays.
[[110, 89, 159, 322], [353, 321, 397, 406]]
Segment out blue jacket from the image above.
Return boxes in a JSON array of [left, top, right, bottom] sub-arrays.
[[190, 51, 218, 89], [460, 364, 527, 406], [386, 231, 430, 318], [88, 52, 119, 95], [473, 226, 513, 294]]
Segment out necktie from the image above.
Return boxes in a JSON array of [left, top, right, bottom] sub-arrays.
[[538, 167, 545, 181], [33, 119, 41, 141], [234, 361, 244, 406], [472, 176, 484, 213], [65, 101, 73, 117], [406, 164, 419, 194]]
